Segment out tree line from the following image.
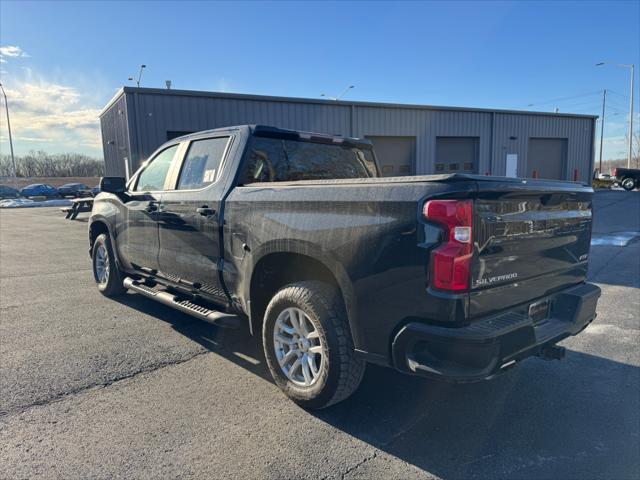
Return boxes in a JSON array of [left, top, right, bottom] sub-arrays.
[[0, 151, 104, 178]]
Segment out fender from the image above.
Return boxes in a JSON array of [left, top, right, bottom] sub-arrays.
[[240, 238, 359, 345], [89, 199, 126, 271]]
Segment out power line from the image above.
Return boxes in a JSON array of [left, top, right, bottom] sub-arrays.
[[605, 105, 629, 114], [608, 89, 630, 100], [606, 96, 630, 107], [524, 90, 602, 108], [549, 99, 604, 109]]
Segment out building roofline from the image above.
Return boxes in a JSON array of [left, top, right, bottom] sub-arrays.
[[101, 86, 598, 120], [99, 87, 127, 118]]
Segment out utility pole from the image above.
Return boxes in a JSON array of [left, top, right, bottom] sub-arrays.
[[0, 82, 17, 188], [599, 89, 606, 174]]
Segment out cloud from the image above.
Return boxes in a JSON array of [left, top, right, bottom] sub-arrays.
[[0, 45, 29, 63], [0, 79, 103, 155]]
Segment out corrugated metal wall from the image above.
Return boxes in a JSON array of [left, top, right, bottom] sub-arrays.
[[131, 92, 352, 162], [100, 89, 595, 182], [99, 94, 131, 177], [491, 113, 595, 182]]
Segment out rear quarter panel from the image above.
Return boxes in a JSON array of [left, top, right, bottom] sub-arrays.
[[223, 178, 474, 360]]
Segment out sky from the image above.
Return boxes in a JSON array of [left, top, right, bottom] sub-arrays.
[[0, 0, 638, 160]]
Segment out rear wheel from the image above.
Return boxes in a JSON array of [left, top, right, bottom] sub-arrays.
[[262, 281, 365, 409], [92, 233, 126, 297], [621, 177, 636, 191]]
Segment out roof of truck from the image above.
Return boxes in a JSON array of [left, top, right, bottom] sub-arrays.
[[168, 125, 374, 148]]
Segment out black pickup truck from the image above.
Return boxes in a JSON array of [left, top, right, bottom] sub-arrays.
[[89, 125, 600, 409], [613, 167, 640, 191]]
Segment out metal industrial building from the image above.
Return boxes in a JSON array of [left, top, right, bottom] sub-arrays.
[[100, 87, 597, 182]]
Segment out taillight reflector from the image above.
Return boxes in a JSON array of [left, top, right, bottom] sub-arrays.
[[423, 199, 473, 291]]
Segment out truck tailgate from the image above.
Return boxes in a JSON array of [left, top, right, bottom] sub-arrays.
[[469, 180, 593, 318]]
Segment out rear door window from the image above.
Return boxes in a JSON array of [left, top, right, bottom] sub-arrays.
[[176, 137, 229, 190], [134, 144, 179, 191], [240, 136, 377, 184]]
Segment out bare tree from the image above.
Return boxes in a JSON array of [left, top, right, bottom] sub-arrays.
[[0, 151, 104, 178]]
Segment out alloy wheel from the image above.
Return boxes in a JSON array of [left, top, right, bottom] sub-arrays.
[[95, 243, 110, 285], [273, 307, 324, 387]]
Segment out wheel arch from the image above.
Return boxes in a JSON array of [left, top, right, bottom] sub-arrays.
[[88, 217, 126, 271], [88, 218, 110, 254], [245, 243, 357, 343]]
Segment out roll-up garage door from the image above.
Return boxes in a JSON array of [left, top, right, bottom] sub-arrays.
[[366, 136, 416, 177], [527, 138, 567, 180], [435, 137, 479, 174]]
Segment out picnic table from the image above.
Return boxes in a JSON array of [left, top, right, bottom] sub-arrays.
[[61, 197, 94, 219]]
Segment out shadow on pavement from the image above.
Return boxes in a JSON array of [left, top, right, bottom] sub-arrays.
[[587, 244, 640, 289], [115, 292, 639, 480]]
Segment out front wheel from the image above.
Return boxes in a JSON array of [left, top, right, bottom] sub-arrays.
[[621, 177, 636, 191], [262, 281, 365, 409], [92, 233, 127, 297]]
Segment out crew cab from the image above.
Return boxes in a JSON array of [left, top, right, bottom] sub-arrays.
[[89, 125, 601, 409]]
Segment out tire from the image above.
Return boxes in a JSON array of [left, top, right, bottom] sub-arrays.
[[621, 178, 636, 191], [92, 233, 127, 297], [262, 281, 365, 409]]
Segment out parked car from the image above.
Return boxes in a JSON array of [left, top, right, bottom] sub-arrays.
[[57, 183, 93, 198], [0, 184, 21, 199], [91, 184, 101, 196], [20, 183, 59, 198], [89, 125, 601, 409], [612, 167, 640, 191]]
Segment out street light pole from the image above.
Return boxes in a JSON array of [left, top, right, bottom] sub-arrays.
[[596, 62, 635, 168], [128, 64, 147, 88], [136, 64, 146, 88], [0, 82, 17, 188], [320, 85, 355, 101]]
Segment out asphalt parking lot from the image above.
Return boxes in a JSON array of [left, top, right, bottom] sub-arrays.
[[1, 190, 638, 479]]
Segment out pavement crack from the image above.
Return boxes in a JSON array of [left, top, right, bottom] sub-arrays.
[[340, 451, 378, 479], [331, 409, 434, 479], [0, 349, 209, 419]]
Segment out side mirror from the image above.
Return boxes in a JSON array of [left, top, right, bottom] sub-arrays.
[[100, 176, 126, 194]]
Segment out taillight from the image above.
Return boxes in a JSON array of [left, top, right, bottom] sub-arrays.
[[612, 168, 618, 177], [423, 199, 473, 291]]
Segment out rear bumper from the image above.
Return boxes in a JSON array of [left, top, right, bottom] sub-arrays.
[[391, 282, 601, 382]]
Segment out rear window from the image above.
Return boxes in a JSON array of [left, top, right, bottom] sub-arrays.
[[239, 136, 377, 184]]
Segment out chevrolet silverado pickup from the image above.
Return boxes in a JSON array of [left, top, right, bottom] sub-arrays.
[[89, 125, 601, 409]]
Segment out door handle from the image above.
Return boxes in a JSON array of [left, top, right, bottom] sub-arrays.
[[196, 206, 216, 216], [145, 202, 159, 213]]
